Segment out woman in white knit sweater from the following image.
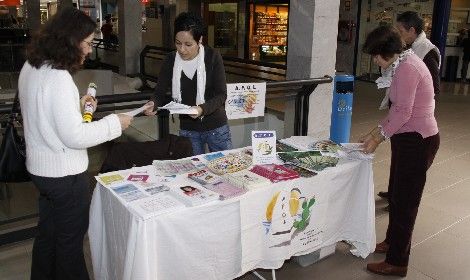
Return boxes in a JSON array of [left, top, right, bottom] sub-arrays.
[[18, 8, 132, 280]]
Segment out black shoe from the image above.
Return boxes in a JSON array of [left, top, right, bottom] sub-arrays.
[[377, 191, 389, 199]]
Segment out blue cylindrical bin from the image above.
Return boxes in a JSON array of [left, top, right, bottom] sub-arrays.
[[330, 74, 354, 144]]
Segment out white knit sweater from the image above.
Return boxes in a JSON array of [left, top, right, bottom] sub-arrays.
[[18, 62, 122, 177]]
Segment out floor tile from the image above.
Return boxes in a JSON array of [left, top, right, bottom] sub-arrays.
[[409, 232, 470, 280]]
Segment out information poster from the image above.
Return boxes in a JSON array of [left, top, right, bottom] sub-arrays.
[[226, 82, 266, 120], [252, 131, 276, 165]]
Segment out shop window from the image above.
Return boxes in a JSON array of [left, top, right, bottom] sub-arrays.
[[249, 3, 288, 64]]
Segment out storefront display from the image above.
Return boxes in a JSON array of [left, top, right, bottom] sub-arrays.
[[249, 3, 288, 63]]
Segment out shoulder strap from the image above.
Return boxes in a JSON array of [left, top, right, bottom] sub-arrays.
[[9, 91, 20, 121]]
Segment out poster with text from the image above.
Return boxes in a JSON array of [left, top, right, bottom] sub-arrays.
[[226, 82, 266, 120]]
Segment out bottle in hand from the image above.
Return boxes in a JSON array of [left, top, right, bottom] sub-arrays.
[[83, 83, 97, 123]]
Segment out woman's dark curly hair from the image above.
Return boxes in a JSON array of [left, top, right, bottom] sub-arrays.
[[174, 12, 206, 42], [27, 7, 96, 73], [362, 25, 404, 60]]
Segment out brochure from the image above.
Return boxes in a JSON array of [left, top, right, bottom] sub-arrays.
[[223, 169, 271, 190], [277, 151, 339, 172], [250, 164, 299, 183], [110, 183, 147, 202], [252, 131, 277, 165], [203, 181, 247, 200], [207, 152, 252, 175], [153, 159, 196, 176], [170, 184, 220, 206], [188, 168, 222, 185]]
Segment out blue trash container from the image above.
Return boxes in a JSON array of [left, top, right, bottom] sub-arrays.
[[330, 74, 354, 144]]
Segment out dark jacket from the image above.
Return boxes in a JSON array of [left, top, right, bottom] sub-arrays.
[[422, 49, 440, 95], [153, 46, 228, 131]]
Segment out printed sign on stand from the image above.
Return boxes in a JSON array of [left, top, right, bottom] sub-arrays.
[[252, 131, 276, 165], [226, 82, 266, 120]]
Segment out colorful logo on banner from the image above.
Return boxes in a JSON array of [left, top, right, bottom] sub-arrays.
[[263, 188, 316, 247], [226, 82, 266, 120]]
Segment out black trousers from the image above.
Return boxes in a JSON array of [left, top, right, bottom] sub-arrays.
[[30, 171, 91, 280], [384, 132, 440, 266]]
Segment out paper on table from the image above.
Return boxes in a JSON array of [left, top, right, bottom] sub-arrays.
[[124, 101, 154, 117], [158, 101, 198, 115]]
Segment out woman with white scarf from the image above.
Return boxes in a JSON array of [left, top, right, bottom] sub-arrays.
[[145, 12, 232, 155], [360, 25, 439, 277]]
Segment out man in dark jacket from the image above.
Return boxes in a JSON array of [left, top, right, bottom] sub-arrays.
[[460, 30, 470, 83]]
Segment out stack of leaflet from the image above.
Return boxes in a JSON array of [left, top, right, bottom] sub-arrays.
[[277, 151, 339, 172], [223, 169, 271, 190], [188, 168, 247, 200], [203, 181, 247, 200], [187, 168, 222, 185], [170, 183, 219, 206], [336, 143, 374, 161], [153, 159, 196, 176], [276, 141, 298, 153], [250, 164, 299, 183], [158, 101, 198, 115], [207, 152, 252, 175]]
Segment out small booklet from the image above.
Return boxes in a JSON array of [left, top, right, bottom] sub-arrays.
[[170, 184, 220, 206], [250, 164, 299, 183], [223, 169, 271, 190], [187, 168, 222, 185], [203, 181, 247, 200]]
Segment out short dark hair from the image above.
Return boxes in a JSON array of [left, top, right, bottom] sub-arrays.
[[362, 25, 404, 60], [397, 11, 424, 35], [174, 12, 206, 42], [27, 7, 96, 73]]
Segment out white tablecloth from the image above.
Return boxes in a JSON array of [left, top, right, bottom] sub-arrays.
[[89, 159, 375, 280]]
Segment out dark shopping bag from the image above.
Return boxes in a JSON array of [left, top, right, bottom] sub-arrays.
[[0, 92, 30, 182]]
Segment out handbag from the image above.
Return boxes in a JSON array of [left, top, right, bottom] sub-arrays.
[[0, 91, 30, 182]]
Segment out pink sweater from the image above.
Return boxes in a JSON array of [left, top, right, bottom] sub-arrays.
[[380, 54, 438, 138]]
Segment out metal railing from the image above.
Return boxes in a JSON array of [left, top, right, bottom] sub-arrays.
[[138, 46, 286, 88], [0, 76, 332, 136]]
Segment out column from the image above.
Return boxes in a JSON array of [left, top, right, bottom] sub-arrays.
[[117, 0, 142, 75], [286, 0, 340, 139], [24, 0, 40, 32]]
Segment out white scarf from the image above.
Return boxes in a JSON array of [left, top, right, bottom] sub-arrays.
[[172, 44, 206, 105], [412, 31, 441, 68], [376, 49, 414, 110]]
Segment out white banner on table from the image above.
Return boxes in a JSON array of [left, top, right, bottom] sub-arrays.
[[226, 82, 266, 120], [240, 177, 328, 270]]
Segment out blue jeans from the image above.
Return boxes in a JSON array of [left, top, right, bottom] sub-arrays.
[[180, 124, 232, 155]]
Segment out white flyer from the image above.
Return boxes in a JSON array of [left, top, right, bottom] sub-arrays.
[[124, 101, 154, 117], [226, 82, 266, 119], [251, 131, 277, 165], [158, 101, 198, 115]]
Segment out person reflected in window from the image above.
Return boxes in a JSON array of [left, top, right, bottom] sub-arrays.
[[19, 7, 133, 280], [360, 25, 439, 277], [144, 12, 232, 155]]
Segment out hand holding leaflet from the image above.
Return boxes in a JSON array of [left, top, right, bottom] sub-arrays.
[[158, 101, 198, 115], [124, 101, 155, 117]]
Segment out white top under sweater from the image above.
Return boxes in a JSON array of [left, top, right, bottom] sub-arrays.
[[18, 62, 122, 177]]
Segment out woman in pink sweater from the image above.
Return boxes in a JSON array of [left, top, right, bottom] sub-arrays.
[[360, 26, 440, 277]]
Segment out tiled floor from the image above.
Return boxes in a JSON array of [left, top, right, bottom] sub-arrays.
[[1, 80, 470, 279]]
